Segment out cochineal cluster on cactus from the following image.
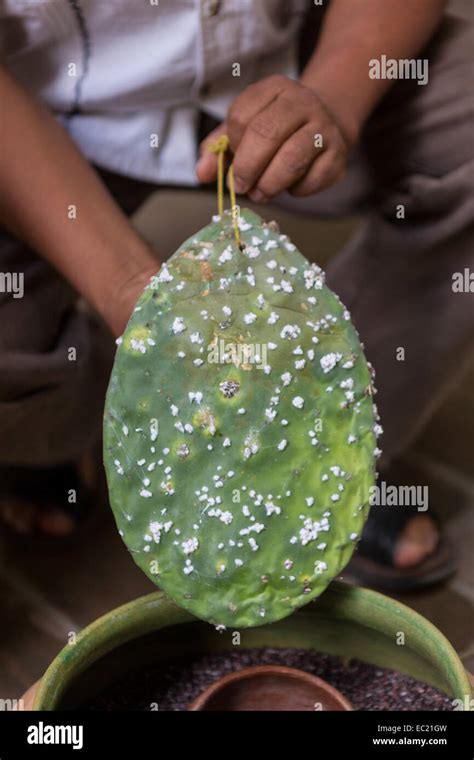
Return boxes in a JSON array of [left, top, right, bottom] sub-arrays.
[[104, 208, 382, 628]]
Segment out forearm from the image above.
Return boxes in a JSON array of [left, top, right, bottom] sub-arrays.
[[301, 0, 447, 145], [0, 66, 158, 336]]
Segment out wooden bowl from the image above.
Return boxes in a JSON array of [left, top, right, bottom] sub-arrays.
[[188, 664, 352, 711]]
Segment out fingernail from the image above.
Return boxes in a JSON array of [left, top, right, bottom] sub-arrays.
[[233, 176, 246, 194], [250, 189, 268, 203]]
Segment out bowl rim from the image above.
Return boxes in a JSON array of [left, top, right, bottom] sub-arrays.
[[187, 663, 353, 711], [33, 581, 472, 710]]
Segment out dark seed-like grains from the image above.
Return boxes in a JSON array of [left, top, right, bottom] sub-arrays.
[[84, 648, 454, 711]]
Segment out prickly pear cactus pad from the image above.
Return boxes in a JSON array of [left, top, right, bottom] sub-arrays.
[[104, 208, 381, 628]]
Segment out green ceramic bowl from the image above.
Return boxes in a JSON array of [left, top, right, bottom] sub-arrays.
[[33, 582, 471, 710]]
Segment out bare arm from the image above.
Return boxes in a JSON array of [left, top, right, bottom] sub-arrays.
[[0, 66, 159, 336], [301, 0, 448, 145], [197, 0, 447, 198]]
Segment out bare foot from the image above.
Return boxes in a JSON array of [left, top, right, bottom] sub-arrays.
[[392, 514, 439, 569], [0, 499, 75, 537]]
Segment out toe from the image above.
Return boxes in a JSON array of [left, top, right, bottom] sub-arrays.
[[37, 508, 76, 537], [0, 500, 36, 534], [393, 514, 439, 569]]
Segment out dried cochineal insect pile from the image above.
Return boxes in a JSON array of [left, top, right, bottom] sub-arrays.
[[104, 207, 382, 628]]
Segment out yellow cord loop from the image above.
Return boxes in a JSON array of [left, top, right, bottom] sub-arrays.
[[208, 135, 242, 248]]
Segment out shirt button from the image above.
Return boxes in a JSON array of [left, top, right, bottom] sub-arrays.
[[206, 0, 222, 16]]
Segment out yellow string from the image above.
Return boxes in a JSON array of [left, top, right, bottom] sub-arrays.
[[208, 135, 241, 248], [208, 135, 229, 216], [228, 163, 241, 248]]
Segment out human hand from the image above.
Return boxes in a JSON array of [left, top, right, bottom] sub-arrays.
[[196, 74, 352, 202]]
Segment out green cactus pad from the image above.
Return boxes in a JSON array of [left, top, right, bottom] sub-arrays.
[[104, 208, 381, 628]]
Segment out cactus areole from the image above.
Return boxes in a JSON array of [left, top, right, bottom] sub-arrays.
[[104, 208, 381, 628]]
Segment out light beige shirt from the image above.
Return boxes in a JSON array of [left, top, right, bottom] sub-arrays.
[[0, 0, 307, 183]]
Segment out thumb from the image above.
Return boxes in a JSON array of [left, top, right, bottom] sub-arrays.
[[195, 122, 229, 184]]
